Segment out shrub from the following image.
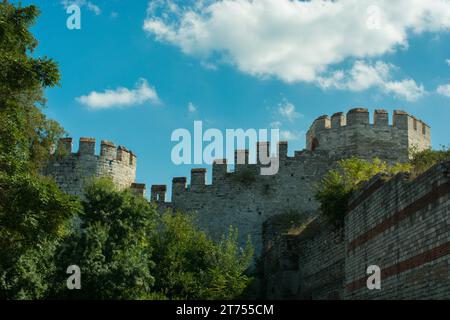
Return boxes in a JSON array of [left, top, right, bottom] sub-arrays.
[[315, 158, 409, 226]]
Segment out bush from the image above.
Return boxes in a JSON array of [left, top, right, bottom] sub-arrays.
[[53, 178, 157, 299], [410, 146, 450, 177], [150, 213, 253, 300], [315, 158, 409, 226], [316, 149, 450, 227], [0, 173, 80, 299], [52, 179, 253, 300]]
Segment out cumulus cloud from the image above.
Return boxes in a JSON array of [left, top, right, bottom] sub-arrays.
[[446, 59, 450, 66], [77, 78, 160, 110], [143, 0, 450, 85], [62, 0, 101, 15], [318, 61, 426, 101], [437, 84, 450, 97], [277, 100, 302, 122]]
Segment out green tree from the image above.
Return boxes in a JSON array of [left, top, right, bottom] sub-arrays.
[[0, 173, 80, 299], [151, 212, 253, 300], [0, 1, 63, 174], [0, 2, 79, 299], [53, 179, 157, 299]]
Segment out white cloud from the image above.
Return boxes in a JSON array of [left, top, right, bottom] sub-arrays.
[[188, 102, 197, 112], [200, 61, 218, 70], [437, 84, 450, 97], [318, 61, 426, 101], [77, 78, 160, 110], [280, 130, 301, 141], [446, 59, 450, 66], [62, 0, 101, 15], [383, 80, 425, 102], [143, 0, 450, 85], [277, 100, 302, 122]]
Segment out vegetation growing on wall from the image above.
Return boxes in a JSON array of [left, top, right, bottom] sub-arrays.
[[315, 158, 410, 227], [409, 146, 450, 177], [316, 149, 450, 227]]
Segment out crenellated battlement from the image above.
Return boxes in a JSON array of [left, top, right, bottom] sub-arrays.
[[44, 137, 137, 197], [150, 140, 316, 205], [55, 137, 137, 168], [306, 109, 431, 163], [146, 108, 432, 255], [308, 108, 430, 131], [150, 106, 433, 204]]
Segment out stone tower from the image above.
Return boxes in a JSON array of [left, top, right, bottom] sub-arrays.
[[43, 137, 138, 197], [306, 109, 431, 163]]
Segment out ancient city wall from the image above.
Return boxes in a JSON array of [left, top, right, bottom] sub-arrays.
[[260, 160, 449, 300], [344, 160, 450, 299], [153, 109, 429, 255], [164, 147, 333, 255], [43, 137, 137, 197]]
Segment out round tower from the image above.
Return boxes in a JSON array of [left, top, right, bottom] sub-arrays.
[[306, 108, 431, 164], [43, 137, 137, 197]]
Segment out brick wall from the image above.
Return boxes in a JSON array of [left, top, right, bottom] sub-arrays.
[[344, 160, 450, 299], [259, 160, 449, 300]]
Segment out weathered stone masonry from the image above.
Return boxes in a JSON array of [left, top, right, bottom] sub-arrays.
[[44, 108, 447, 299], [43, 137, 141, 197], [344, 160, 450, 299], [260, 160, 449, 300], [150, 109, 431, 255]]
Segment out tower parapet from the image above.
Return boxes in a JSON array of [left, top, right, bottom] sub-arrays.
[[306, 109, 431, 163], [44, 137, 138, 197]]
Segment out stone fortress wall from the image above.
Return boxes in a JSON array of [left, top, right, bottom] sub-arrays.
[[43, 137, 141, 197], [44, 108, 449, 299], [261, 160, 449, 300], [150, 109, 431, 254], [343, 160, 449, 299]]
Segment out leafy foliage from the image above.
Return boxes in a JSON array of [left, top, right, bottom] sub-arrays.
[[409, 146, 450, 177], [150, 213, 253, 300], [51, 179, 253, 300], [316, 149, 450, 226], [315, 158, 410, 226], [0, 1, 63, 174], [0, 2, 60, 100], [53, 179, 157, 299], [0, 173, 80, 299], [0, 2, 77, 299], [0, 1, 253, 300]]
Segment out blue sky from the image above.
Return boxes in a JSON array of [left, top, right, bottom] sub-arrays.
[[16, 0, 450, 197]]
